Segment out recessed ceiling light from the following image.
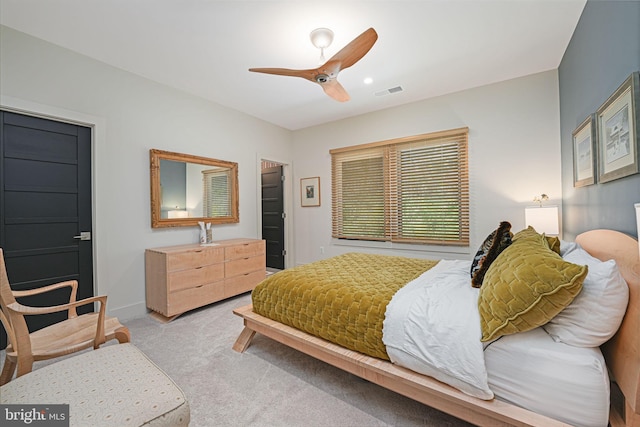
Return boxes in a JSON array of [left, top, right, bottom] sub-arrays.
[[363, 77, 373, 85]]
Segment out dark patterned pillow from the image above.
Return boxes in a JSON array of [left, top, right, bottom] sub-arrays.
[[470, 221, 513, 288]]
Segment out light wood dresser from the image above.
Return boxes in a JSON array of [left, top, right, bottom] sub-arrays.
[[145, 238, 265, 321]]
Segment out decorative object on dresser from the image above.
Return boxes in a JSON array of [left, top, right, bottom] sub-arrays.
[[145, 238, 265, 322]]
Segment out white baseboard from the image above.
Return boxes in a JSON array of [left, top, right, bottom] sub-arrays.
[[108, 301, 148, 322]]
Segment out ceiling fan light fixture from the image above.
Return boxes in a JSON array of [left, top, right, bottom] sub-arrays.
[[310, 28, 334, 64], [310, 28, 334, 49]]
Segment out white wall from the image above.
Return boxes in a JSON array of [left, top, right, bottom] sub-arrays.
[[0, 26, 293, 320], [291, 70, 562, 264], [1, 25, 563, 321]]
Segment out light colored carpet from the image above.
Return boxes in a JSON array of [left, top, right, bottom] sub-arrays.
[[125, 293, 473, 427], [2, 293, 474, 427]]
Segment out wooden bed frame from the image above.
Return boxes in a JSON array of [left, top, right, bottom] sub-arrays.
[[233, 229, 640, 427]]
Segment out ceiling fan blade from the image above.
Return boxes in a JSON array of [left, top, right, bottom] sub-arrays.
[[249, 67, 317, 82], [320, 79, 350, 102], [324, 28, 378, 72], [250, 66, 346, 101], [249, 28, 377, 102]]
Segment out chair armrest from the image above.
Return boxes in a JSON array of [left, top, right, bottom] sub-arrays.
[[12, 280, 79, 317], [7, 295, 108, 347], [7, 295, 106, 316]]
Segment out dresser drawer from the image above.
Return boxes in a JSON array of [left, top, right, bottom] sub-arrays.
[[225, 241, 264, 261], [167, 247, 224, 272], [225, 254, 265, 278], [224, 270, 266, 297], [168, 263, 224, 292], [166, 281, 225, 317]]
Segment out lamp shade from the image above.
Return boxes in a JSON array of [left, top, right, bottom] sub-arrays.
[[525, 206, 559, 235]]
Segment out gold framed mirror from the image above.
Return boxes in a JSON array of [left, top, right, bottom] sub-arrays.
[[150, 149, 239, 228]]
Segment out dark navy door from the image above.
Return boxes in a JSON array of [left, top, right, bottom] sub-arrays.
[[261, 165, 285, 269], [0, 111, 93, 349]]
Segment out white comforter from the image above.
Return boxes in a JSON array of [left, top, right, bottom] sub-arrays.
[[382, 259, 493, 400]]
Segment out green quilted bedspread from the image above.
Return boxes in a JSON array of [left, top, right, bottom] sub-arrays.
[[252, 253, 438, 360]]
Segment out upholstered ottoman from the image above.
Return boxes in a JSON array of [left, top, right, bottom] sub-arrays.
[[0, 343, 189, 426]]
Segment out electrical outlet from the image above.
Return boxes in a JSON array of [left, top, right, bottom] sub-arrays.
[[320, 246, 325, 254]]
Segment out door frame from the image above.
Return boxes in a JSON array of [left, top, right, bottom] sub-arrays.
[[256, 154, 294, 269], [1, 95, 105, 297]]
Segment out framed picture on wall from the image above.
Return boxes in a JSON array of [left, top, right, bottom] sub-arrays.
[[300, 177, 320, 207], [596, 72, 640, 183], [572, 115, 596, 187]]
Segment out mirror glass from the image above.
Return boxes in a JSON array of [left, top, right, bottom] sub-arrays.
[[150, 149, 239, 228]]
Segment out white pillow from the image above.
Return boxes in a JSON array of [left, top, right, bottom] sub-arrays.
[[559, 240, 578, 257], [544, 243, 629, 347]]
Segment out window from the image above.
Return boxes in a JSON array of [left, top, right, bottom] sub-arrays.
[[331, 127, 469, 246], [202, 168, 231, 217]]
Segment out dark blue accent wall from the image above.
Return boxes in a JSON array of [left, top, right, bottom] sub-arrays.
[[559, 0, 640, 240]]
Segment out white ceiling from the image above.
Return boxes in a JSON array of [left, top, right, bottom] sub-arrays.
[[0, 0, 586, 131]]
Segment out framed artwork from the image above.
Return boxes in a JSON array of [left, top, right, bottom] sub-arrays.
[[300, 177, 320, 207], [596, 72, 640, 183], [572, 115, 596, 187]]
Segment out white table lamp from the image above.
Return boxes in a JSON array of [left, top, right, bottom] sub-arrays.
[[525, 205, 559, 235]]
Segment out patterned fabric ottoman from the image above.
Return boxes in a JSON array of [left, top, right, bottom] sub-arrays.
[[0, 343, 189, 426]]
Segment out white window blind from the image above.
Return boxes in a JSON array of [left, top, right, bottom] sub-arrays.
[[202, 169, 231, 217], [331, 127, 469, 246]]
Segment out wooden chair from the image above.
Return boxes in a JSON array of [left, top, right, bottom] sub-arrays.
[[0, 248, 131, 385]]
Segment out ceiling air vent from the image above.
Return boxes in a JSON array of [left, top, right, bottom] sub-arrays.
[[374, 86, 404, 97]]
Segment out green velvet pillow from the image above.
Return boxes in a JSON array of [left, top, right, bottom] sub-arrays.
[[545, 235, 561, 254], [514, 226, 560, 253], [478, 227, 587, 342], [521, 225, 560, 254]]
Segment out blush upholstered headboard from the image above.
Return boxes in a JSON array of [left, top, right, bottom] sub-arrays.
[[577, 229, 640, 426]]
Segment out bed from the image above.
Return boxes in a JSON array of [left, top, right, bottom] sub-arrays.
[[232, 228, 640, 427]]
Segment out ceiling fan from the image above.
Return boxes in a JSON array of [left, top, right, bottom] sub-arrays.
[[249, 27, 378, 102]]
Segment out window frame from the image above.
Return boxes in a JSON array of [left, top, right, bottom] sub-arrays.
[[330, 127, 469, 247]]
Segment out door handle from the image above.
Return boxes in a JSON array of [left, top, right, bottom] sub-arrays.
[[73, 231, 92, 241]]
